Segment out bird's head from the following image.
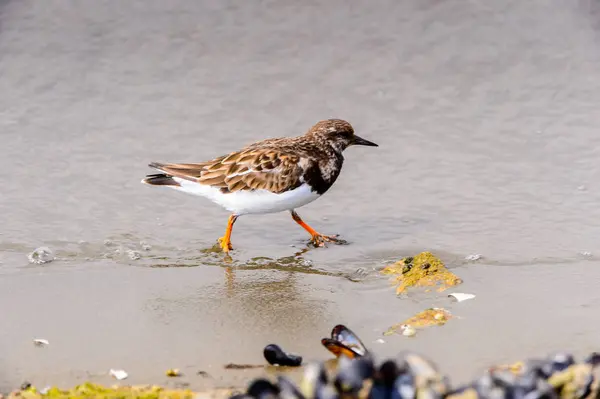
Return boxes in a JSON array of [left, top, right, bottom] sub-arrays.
[[306, 119, 378, 153]]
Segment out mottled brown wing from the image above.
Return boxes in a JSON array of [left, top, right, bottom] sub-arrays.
[[150, 148, 305, 194]]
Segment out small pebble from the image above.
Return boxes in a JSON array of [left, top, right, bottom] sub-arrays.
[[27, 247, 55, 264], [578, 185, 587, 191], [375, 338, 385, 344], [465, 254, 482, 261], [127, 250, 141, 260], [580, 251, 592, 257]]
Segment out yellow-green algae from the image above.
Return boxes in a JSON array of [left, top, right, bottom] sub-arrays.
[[6, 382, 201, 399], [381, 251, 462, 295], [384, 307, 453, 336]]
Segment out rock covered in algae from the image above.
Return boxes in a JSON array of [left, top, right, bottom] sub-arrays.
[[384, 308, 453, 336], [381, 251, 462, 295], [7, 382, 197, 399]]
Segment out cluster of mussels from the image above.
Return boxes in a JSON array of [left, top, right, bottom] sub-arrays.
[[231, 325, 600, 399]]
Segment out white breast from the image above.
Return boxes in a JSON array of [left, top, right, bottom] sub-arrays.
[[170, 178, 321, 215]]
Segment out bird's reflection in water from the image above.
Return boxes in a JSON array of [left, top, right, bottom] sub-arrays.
[[144, 247, 340, 353], [148, 245, 344, 298]]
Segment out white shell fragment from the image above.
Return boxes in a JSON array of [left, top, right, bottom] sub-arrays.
[[127, 250, 141, 260], [27, 247, 55, 264], [400, 324, 417, 337], [448, 293, 476, 302], [375, 338, 385, 344], [109, 369, 128, 380], [465, 254, 482, 261], [33, 339, 49, 346]]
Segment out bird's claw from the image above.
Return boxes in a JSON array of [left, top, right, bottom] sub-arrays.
[[309, 233, 346, 247], [218, 237, 233, 253]]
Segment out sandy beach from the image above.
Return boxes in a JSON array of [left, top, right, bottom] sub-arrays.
[[2, 0, 600, 393]]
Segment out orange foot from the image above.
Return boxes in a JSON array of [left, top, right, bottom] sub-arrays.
[[218, 214, 238, 253], [310, 233, 346, 247], [218, 236, 233, 253]]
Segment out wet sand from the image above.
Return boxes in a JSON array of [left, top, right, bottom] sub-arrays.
[[2, 0, 600, 393]]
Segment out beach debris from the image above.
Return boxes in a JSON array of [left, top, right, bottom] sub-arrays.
[[381, 252, 462, 295], [375, 338, 385, 344], [263, 344, 303, 367], [246, 379, 280, 398], [400, 324, 417, 337], [38, 386, 51, 395], [33, 338, 49, 346], [109, 369, 128, 380], [234, 340, 600, 399], [140, 241, 152, 251], [6, 328, 600, 399], [166, 368, 181, 377], [321, 324, 369, 359], [127, 250, 141, 260], [465, 253, 483, 261], [27, 247, 55, 264], [333, 354, 376, 396], [224, 363, 263, 370], [7, 382, 198, 399], [384, 308, 453, 336], [448, 292, 476, 302], [580, 251, 593, 257]]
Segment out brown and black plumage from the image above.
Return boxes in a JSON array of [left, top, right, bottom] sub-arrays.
[[142, 119, 378, 253]]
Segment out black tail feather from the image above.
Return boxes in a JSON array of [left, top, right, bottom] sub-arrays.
[[141, 173, 180, 186]]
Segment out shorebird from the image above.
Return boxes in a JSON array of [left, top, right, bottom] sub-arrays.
[[142, 119, 378, 253]]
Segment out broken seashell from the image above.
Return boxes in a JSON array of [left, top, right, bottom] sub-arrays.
[[109, 369, 128, 380], [448, 293, 476, 302], [33, 338, 49, 346], [400, 325, 417, 337], [465, 254, 482, 261]]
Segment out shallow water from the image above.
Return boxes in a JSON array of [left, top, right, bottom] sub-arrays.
[[2, 0, 600, 392]]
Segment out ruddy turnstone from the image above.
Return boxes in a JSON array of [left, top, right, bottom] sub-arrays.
[[141, 119, 377, 253]]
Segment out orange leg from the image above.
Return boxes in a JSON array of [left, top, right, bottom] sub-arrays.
[[290, 210, 342, 247], [218, 214, 238, 253]]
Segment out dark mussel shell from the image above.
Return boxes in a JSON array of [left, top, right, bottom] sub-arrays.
[[321, 325, 369, 359], [300, 361, 329, 399], [263, 344, 303, 367], [548, 352, 576, 373], [277, 375, 306, 399], [396, 351, 450, 399], [247, 378, 281, 399], [333, 355, 376, 396]]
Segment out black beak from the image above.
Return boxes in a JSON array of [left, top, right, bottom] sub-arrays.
[[352, 135, 378, 147]]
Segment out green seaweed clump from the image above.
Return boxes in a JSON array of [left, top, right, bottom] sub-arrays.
[[381, 251, 462, 295], [7, 382, 196, 399]]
